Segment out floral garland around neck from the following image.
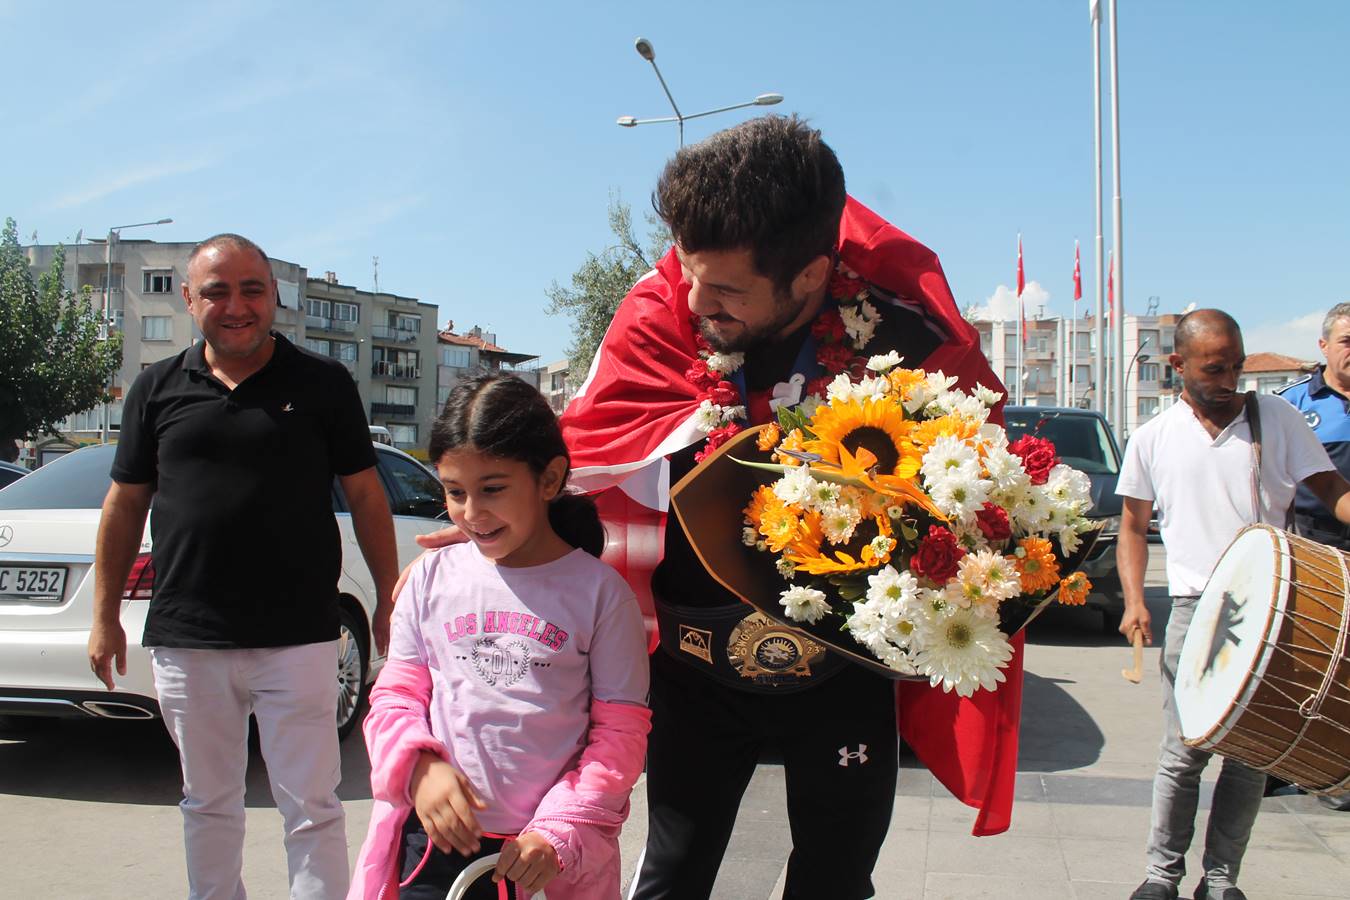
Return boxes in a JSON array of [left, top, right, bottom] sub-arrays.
[[684, 261, 882, 462]]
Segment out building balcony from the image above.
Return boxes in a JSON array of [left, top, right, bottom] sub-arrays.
[[372, 361, 420, 380], [371, 325, 420, 343], [307, 315, 358, 334], [371, 402, 415, 417]]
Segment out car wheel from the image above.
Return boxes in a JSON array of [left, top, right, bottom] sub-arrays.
[[336, 605, 370, 741]]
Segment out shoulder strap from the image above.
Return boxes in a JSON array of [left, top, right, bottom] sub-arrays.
[[1247, 391, 1264, 524]]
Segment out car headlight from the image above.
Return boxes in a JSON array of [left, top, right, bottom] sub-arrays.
[[1093, 515, 1121, 538]]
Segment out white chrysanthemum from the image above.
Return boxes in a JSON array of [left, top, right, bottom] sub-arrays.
[[805, 478, 843, 511], [950, 394, 991, 426], [798, 394, 826, 417], [742, 527, 759, 547], [779, 585, 831, 624], [956, 549, 1022, 604], [925, 370, 959, 395], [1012, 485, 1053, 530], [704, 351, 744, 375], [869, 534, 896, 559], [929, 468, 990, 522], [877, 643, 919, 675], [775, 557, 799, 580], [820, 501, 862, 544], [693, 399, 723, 432], [903, 382, 934, 415], [851, 376, 892, 403], [867, 351, 903, 372], [974, 384, 1004, 407], [866, 565, 920, 608], [773, 463, 815, 506], [840, 300, 878, 345], [1045, 464, 1093, 513], [921, 434, 981, 484], [885, 504, 905, 519], [720, 405, 746, 423], [978, 423, 1009, 451], [846, 600, 890, 647], [826, 373, 856, 404], [911, 606, 1014, 697], [982, 445, 1031, 492], [949, 517, 991, 554]]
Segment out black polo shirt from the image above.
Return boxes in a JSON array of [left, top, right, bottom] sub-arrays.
[[112, 333, 377, 648]]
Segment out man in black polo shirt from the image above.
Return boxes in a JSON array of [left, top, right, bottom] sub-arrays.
[[88, 233, 398, 899]]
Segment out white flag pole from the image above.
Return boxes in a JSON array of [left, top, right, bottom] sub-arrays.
[[1109, 0, 1126, 440]]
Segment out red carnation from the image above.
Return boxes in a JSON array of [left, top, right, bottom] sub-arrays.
[[829, 270, 868, 301], [708, 380, 740, 408], [685, 360, 719, 391], [695, 422, 743, 462], [910, 526, 965, 583], [975, 503, 1012, 543], [811, 309, 847, 343], [1008, 435, 1060, 485], [817, 342, 856, 375], [804, 375, 833, 399]]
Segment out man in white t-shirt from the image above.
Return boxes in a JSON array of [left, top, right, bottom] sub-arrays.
[[1116, 309, 1350, 900]]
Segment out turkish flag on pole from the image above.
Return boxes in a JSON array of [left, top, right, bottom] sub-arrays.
[[1107, 251, 1115, 324], [1073, 242, 1082, 303], [1017, 235, 1026, 344]]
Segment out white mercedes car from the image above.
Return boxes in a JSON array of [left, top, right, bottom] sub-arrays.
[[0, 442, 447, 739]]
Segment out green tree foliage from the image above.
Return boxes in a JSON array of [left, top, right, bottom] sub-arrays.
[[546, 193, 671, 386], [0, 218, 123, 447]]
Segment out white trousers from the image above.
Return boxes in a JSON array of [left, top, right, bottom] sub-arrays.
[[150, 641, 349, 900]]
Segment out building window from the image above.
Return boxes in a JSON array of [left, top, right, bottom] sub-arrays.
[[441, 347, 472, 368], [387, 386, 416, 406], [1003, 334, 1018, 356], [142, 269, 173, 293], [550, 372, 566, 391], [142, 316, 172, 341], [1003, 366, 1017, 388], [306, 338, 331, 355], [306, 299, 329, 318], [388, 423, 418, 446], [332, 341, 357, 364], [333, 301, 359, 323], [393, 314, 421, 333], [1138, 362, 1160, 383], [1139, 330, 1160, 354], [437, 385, 451, 407], [1137, 397, 1160, 417]]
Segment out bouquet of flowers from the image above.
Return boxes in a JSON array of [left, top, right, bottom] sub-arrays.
[[723, 354, 1098, 697]]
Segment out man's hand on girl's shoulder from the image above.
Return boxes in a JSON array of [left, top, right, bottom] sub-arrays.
[[391, 525, 468, 603], [495, 831, 561, 894], [410, 753, 486, 856]]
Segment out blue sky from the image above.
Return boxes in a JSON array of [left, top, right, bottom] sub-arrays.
[[4, 1, 1347, 363]]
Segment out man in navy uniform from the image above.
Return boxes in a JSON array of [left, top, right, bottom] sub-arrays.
[[1276, 301, 1350, 811]]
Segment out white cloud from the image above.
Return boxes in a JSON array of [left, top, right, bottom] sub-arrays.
[[49, 157, 219, 210], [967, 280, 1052, 322], [1244, 311, 1323, 360]]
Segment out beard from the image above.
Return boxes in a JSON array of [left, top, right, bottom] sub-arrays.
[[697, 289, 811, 353], [1185, 380, 1238, 411]]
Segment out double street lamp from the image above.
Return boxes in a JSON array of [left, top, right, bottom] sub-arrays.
[[616, 37, 783, 146], [100, 217, 173, 443]]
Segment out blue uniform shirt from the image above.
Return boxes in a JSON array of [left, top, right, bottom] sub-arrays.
[[1276, 367, 1350, 547]]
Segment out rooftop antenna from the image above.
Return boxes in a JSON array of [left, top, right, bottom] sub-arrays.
[[1146, 295, 1159, 316], [372, 256, 380, 294]]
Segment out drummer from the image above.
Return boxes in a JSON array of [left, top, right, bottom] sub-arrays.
[[1115, 308, 1350, 900], [1275, 300, 1350, 812]]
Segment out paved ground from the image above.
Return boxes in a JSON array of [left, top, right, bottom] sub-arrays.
[[2, 549, 1347, 899]]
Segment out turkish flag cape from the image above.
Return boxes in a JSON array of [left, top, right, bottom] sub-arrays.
[[561, 197, 1021, 836]]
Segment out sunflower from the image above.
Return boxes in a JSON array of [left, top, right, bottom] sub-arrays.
[[1057, 571, 1092, 606], [1013, 536, 1060, 593], [787, 513, 894, 575], [803, 397, 921, 479]]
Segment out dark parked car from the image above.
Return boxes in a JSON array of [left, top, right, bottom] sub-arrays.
[[0, 461, 30, 490], [1004, 406, 1124, 632]]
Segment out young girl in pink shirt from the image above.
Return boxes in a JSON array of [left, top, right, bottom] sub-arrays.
[[349, 373, 651, 899]]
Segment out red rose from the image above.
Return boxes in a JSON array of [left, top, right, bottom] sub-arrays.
[[708, 380, 741, 408], [685, 360, 719, 391], [910, 526, 965, 583], [804, 375, 833, 399], [817, 342, 856, 375], [1008, 435, 1060, 485], [975, 503, 1012, 543], [694, 422, 744, 462], [829, 271, 868, 301], [810, 310, 847, 343]]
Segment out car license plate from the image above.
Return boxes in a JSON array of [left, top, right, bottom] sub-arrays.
[[0, 566, 67, 601]]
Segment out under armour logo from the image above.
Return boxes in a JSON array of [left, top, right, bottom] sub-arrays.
[[838, 744, 868, 767], [281, 403, 294, 412]]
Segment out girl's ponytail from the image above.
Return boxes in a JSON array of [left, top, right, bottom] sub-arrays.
[[548, 492, 605, 558]]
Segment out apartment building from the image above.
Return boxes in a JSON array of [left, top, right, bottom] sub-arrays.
[[304, 273, 439, 452], [542, 359, 573, 414], [436, 322, 540, 412], [1240, 352, 1314, 395]]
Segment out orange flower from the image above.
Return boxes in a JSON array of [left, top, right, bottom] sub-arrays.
[[759, 504, 802, 553], [756, 423, 782, 452], [773, 428, 807, 466], [888, 367, 927, 399], [743, 485, 779, 528], [1057, 571, 1092, 606], [1013, 536, 1060, 593]]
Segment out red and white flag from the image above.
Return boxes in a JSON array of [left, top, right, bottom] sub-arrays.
[[1016, 235, 1026, 344], [1107, 251, 1115, 325], [1073, 241, 1082, 304]]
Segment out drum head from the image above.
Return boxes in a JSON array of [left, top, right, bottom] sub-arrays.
[[1175, 525, 1287, 745]]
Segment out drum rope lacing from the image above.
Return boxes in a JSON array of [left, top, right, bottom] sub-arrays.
[[1288, 533, 1350, 724]]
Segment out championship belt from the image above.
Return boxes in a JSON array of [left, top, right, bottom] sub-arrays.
[[654, 595, 848, 692]]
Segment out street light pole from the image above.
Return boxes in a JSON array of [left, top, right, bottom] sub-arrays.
[[1123, 337, 1151, 438], [100, 217, 173, 443], [616, 37, 783, 146]]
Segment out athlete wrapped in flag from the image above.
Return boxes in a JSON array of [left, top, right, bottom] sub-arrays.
[[562, 116, 1021, 899]]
